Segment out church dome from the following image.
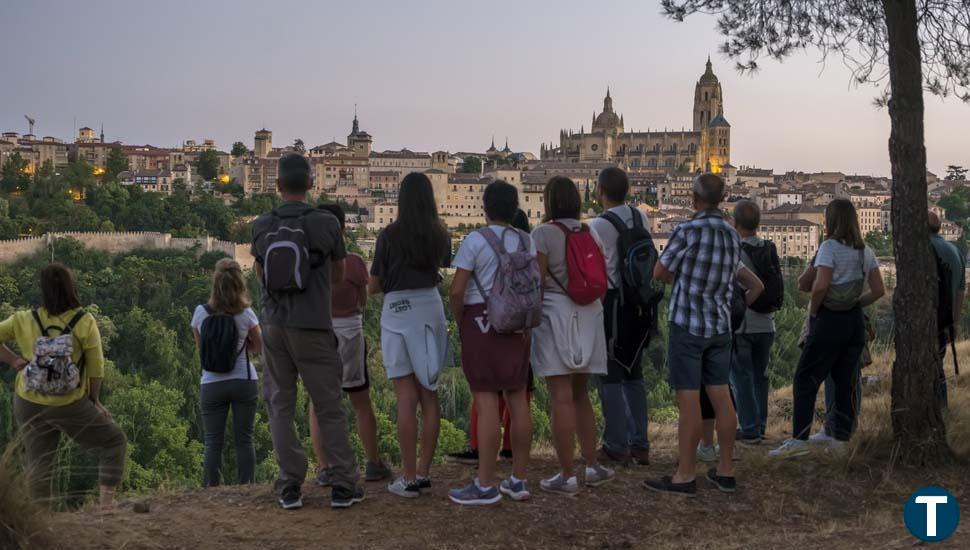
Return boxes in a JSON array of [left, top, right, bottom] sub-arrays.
[[594, 110, 621, 129]]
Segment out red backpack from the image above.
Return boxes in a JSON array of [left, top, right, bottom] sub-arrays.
[[549, 222, 608, 305]]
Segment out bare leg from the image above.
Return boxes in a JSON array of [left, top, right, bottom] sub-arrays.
[[392, 376, 420, 480], [546, 375, 577, 478], [504, 388, 532, 480], [417, 385, 440, 479], [571, 374, 599, 467], [308, 401, 328, 470], [674, 389, 701, 483], [473, 391, 501, 487], [349, 391, 380, 464], [705, 385, 737, 477], [700, 419, 716, 448]]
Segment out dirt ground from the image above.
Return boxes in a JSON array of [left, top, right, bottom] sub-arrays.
[[46, 441, 969, 550]]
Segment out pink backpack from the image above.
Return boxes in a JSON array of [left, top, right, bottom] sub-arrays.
[[550, 222, 608, 305], [470, 227, 543, 333]]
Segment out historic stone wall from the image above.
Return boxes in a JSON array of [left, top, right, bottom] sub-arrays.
[[0, 232, 254, 269]]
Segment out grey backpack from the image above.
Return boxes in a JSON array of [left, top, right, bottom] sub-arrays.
[[471, 227, 543, 333], [23, 309, 87, 395], [256, 209, 314, 293]]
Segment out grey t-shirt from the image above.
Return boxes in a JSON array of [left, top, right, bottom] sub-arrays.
[[588, 205, 651, 290], [737, 236, 775, 334], [532, 219, 606, 295], [251, 201, 346, 330], [814, 240, 878, 284]]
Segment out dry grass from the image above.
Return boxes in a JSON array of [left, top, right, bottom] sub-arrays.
[[0, 438, 50, 550]]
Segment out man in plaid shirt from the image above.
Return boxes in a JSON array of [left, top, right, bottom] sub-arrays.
[[642, 173, 764, 498]]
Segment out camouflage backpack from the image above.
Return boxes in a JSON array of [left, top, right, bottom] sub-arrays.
[[23, 309, 87, 395]]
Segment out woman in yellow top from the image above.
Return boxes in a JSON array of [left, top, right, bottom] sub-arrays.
[[0, 263, 127, 508]]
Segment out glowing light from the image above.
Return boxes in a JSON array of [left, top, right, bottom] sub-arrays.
[[93, 167, 106, 176], [218, 174, 230, 184]]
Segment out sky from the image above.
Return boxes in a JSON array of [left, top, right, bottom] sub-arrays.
[[1, 0, 967, 177]]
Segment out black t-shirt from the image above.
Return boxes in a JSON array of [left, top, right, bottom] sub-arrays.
[[371, 223, 451, 293]]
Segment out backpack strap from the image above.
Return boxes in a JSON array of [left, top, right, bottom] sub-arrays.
[[31, 309, 50, 337], [600, 211, 627, 236], [470, 227, 508, 302], [63, 309, 88, 335], [629, 206, 644, 230], [547, 222, 575, 295]]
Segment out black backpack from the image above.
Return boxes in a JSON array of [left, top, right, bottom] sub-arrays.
[[600, 207, 664, 369], [730, 282, 748, 333], [742, 240, 784, 314], [255, 208, 314, 294], [199, 305, 249, 376], [934, 246, 959, 375]]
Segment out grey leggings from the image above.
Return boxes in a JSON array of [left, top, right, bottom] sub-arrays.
[[200, 379, 258, 487]]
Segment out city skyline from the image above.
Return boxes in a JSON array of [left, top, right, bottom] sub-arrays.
[[1, 0, 967, 177]]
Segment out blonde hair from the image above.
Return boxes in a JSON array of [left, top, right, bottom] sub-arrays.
[[208, 259, 249, 314]]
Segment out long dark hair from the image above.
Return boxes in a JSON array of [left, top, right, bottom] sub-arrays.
[[543, 176, 582, 222], [40, 263, 81, 315], [386, 172, 449, 271], [824, 198, 865, 249]]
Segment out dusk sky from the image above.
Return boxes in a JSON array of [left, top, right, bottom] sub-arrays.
[[1, 0, 966, 176]]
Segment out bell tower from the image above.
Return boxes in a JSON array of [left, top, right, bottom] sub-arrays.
[[693, 57, 724, 131]]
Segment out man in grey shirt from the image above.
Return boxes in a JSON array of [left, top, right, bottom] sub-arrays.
[[731, 200, 776, 444]]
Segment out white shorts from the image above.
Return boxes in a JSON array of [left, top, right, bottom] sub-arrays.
[[333, 315, 368, 392], [380, 288, 449, 391]]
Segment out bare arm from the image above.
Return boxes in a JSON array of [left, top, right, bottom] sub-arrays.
[[809, 266, 834, 316], [798, 263, 817, 293], [247, 325, 263, 354], [537, 252, 550, 287], [368, 275, 383, 295], [859, 267, 886, 308], [653, 260, 674, 285], [737, 266, 766, 306], [450, 269, 471, 322], [331, 257, 346, 286], [0, 345, 26, 371], [193, 328, 200, 349]]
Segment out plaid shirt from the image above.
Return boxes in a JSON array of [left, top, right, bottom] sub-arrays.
[[659, 209, 741, 338]]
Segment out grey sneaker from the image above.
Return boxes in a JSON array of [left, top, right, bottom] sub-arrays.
[[696, 444, 720, 463], [539, 473, 579, 496], [585, 464, 615, 487], [365, 461, 392, 482], [316, 468, 333, 487], [768, 438, 811, 459], [387, 476, 421, 498], [499, 477, 531, 501]]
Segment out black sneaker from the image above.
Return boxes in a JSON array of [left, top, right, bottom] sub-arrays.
[[499, 449, 513, 460], [705, 468, 737, 494], [416, 476, 433, 495], [278, 485, 303, 510], [641, 476, 696, 498], [331, 484, 366, 509], [448, 448, 479, 465]]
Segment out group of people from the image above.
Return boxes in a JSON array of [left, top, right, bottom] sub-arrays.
[[1, 151, 963, 510]]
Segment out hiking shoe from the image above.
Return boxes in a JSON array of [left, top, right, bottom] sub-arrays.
[[808, 429, 834, 444], [630, 447, 650, 466], [705, 468, 737, 494], [499, 449, 513, 460], [387, 477, 421, 498], [416, 476, 433, 495], [499, 477, 531, 501], [735, 432, 762, 446], [597, 445, 631, 465], [448, 481, 502, 506], [278, 485, 304, 510], [365, 461, 392, 482], [696, 444, 719, 462], [315, 468, 333, 487], [539, 473, 579, 496], [331, 484, 365, 509], [641, 476, 696, 498], [585, 464, 616, 487], [447, 448, 479, 465], [768, 438, 811, 459]]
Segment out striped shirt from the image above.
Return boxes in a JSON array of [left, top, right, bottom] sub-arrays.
[[659, 209, 742, 338]]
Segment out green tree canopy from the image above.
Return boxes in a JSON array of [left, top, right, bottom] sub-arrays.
[[231, 141, 249, 157], [104, 147, 129, 183]]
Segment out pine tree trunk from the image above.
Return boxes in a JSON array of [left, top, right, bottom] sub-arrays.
[[882, 0, 951, 465]]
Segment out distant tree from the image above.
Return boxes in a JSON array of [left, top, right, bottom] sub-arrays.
[[462, 157, 482, 174], [945, 165, 968, 181], [865, 229, 894, 257], [194, 149, 220, 181], [938, 186, 970, 223], [104, 147, 129, 183], [63, 159, 98, 197], [0, 152, 31, 194], [231, 141, 249, 157], [293, 138, 306, 154], [663, 0, 970, 465]]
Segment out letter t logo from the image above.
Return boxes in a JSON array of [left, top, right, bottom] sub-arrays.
[[916, 496, 949, 537]]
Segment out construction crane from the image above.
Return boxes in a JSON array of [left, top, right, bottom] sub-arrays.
[[24, 115, 35, 135]]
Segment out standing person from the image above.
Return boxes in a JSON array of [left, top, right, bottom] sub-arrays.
[[0, 263, 127, 508], [531, 176, 615, 496], [309, 203, 391, 487], [643, 174, 764, 497], [369, 172, 450, 499], [191, 259, 262, 487], [448, 182, 537, 505], [449, 208, 533, 465], [588, 167, 654, 466], [929, 210, 966, 408], [769, 199, 885, 459], [730, 200, 779, 444], [251, 153, 363, 510]]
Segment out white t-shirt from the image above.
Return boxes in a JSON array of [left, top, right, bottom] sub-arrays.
[[814, 240, 879, 284], [588, 205, 651, 289], [191, 305, 259, 384], [452, 225, 538, 305]]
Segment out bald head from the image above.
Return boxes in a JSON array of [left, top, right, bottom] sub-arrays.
[[693, 173, 726, 208], [928, 210, 942, 234]]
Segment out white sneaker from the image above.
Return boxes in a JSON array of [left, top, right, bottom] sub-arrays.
[[696, 444, 720, 462], [808, 429, 834, 444], [539, 473, 579, 496], [584, 464, 615, 487], [768, 438, 811, 459]]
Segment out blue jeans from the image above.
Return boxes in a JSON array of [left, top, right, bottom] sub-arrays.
[[730, 332, 774, 438], [596, 377, 650, 454]]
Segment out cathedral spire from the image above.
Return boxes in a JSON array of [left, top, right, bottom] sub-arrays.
[[99, 123, 104, 144], [351, 104, 359, 135]]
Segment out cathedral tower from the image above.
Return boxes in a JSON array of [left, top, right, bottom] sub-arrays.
[[693, 57, 724, 131]]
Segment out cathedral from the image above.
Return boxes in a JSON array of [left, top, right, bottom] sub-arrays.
[[540, 58, 730, 174]]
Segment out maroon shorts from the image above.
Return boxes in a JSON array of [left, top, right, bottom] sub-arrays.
[[460, 304, 531, 392]]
